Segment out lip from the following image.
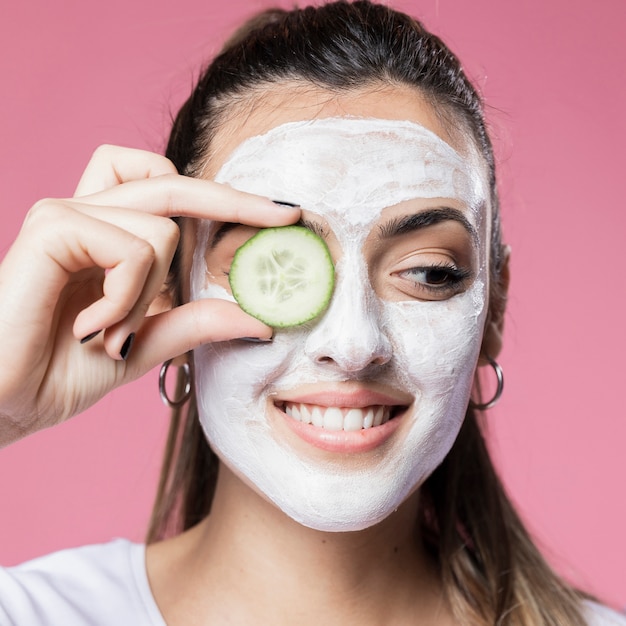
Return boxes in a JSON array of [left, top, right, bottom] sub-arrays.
[[275, 386, 412, 408], [273, 385, 412, 453]]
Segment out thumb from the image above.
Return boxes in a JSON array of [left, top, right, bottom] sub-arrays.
[[121, 299, 273, 377]]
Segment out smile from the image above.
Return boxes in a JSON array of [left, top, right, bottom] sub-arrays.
[[274, 397, 410, 454], [282, 402, 396, 431]]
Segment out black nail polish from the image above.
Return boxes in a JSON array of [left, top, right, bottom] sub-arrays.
[[120, 333, 136, 360], [240, 336, 273, 343], [80, 330, 102, 344], [272, 200, 300, 208]]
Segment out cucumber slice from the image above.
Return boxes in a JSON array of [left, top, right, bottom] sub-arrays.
[[229, 226, 335, 328]]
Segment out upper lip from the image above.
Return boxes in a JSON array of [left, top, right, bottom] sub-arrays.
[[273, 384, 412, 409]]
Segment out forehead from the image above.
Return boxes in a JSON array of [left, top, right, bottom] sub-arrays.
[[214, 117, 488, 235], [204, 83, 461, 173]]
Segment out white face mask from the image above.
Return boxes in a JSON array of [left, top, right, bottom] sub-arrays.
[[191, 117, 490, 532]]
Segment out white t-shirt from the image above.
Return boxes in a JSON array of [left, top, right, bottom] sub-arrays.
[[0, 539, 623, 625], [0, 540, 165, 625]]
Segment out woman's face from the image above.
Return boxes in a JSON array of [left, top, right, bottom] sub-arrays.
[[190, 86, 492, 532]]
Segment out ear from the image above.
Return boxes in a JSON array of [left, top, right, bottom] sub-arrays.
[[480, 246, 511, 362]]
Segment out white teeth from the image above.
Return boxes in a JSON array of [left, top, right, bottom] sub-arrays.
[[344, 408, 364, 432], [373, 406, 384, 427], [323, 407, 344, 431], [311, 406, 324, 427], [282, 403, 396, 431], [300, 404, 312, 424]]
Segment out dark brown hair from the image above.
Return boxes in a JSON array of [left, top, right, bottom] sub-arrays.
[[149, 2, 588, 623]]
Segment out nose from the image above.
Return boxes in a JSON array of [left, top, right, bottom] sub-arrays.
[[304, 258, 392, 373]]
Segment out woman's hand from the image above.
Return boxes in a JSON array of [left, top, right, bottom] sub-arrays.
[[0, 145, 300, 447]]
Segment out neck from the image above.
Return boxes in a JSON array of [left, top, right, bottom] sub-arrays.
[[148, 464, 453, 626]]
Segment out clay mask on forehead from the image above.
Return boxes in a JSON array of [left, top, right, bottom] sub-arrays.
[[191, 117, 489, 532]]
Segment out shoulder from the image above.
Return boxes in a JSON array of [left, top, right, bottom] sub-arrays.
[[584, 601, 626, 626], [0, 539, 165, 626]]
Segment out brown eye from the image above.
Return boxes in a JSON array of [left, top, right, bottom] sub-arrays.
[[420, 268, 453, 285], [397, 264, 472, 299]]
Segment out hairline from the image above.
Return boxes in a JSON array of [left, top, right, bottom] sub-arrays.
[[190, 78, 488, 179]]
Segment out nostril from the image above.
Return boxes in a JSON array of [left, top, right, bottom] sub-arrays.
[[303, 289, 392, 371], [317, 356, 334, 364], [371, 355, 389, 366], [313, 349, 389, 370]]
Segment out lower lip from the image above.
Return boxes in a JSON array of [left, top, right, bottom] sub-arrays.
[[281, 409, 403, 453]]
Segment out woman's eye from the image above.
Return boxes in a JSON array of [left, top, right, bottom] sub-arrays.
[[398, 264, 472, 297], [409, 267, 453, 285]]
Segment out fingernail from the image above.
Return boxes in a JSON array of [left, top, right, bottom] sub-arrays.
[[120, 333, 136, 360], [240, 336, 273, 343], [80, 330, 102, 344], [272, 200, 300, 208]]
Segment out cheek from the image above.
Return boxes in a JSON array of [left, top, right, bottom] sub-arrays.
[[383, 279, 486, 399], [193, 342, 271, 454], [193, 331, 304, 425], [381, 283, 486, 480], [194, 341, 277, 409]]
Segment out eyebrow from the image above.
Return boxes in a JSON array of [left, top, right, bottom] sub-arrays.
[[209, 218, 328, 248], [377, 207, 479, 245], [209, 222, 238, 248]]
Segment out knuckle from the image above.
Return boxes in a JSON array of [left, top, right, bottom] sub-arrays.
[[90, 144, 115, 162], [24, 199, 69, 228], [154, 172, 177, 187], [152, 174, 180, 212], [128, 237, 156, 266], [149, 154, 178, 175], [159, 218, 181, 249], [160, 155, 178, 174]]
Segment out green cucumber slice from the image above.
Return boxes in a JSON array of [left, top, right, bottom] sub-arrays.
[[229, 226, 335, 328]]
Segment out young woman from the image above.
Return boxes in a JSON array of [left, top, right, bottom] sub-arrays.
[[0, 2, 623, 624]]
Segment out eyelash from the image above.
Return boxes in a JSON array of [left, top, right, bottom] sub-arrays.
[[399, 263, 472, 295]]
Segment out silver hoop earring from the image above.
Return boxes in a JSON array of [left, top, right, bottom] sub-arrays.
[[159, 359, 192, 409], [470, 356, 504, 411]]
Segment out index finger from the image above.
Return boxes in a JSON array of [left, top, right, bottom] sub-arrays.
[[77, 174, 301, 227], [74, 145, 178, 197]]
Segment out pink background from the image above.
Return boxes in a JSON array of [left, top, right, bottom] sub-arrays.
[[1, 0, 625, 608]]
